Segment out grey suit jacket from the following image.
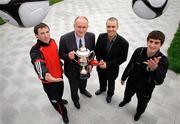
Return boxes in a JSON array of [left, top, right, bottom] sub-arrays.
[[59, 31, 95, 78]]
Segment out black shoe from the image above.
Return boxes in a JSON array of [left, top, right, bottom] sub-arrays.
[[81, 90, 92, 98], [95, 89, 105, 95], [134, 113, 141, 121], [119, 101, 129, 107], [106, 96, 112, 103], [73, 101, 80, 109], [62, 99, 68, 105], [62, 114, 69, 124]]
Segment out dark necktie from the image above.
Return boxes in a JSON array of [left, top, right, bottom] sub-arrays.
[[79, 39, 82, 48]]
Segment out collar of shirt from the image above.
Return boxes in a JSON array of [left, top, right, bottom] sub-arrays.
[[37, 39, 50, 46], [106, 34, 117, 53], [107, 34, 117, 43], [75, 33, 85, 48]]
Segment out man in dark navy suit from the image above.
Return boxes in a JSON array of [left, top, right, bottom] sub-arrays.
[[59, 16, 95, 109]]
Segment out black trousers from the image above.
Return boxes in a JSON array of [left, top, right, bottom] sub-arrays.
[[97, 71, 115, 97], [123, 80, 153, 114], [42, 82, 67, 116], [68, 77, 87, 103]]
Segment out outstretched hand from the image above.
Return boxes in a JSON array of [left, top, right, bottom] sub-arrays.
[[143, 56, 161, 71], [45, 73, 63, 82]]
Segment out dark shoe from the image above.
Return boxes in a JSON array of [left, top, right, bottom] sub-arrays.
[[119, 101, 129, 107], [106, 96, 112, 103], [62, 114, 69, 123], [62, 99, 68, 105], [81, 90, 92, 98], [73, 101, 80, 109], [95, 89, 105, 95], [134, 113, 141, 121]]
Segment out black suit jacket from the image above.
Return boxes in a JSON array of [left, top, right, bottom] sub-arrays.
[[95, 33, 129, 80], [59, 31, 95, 79]]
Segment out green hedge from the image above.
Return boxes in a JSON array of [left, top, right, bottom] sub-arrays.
[[49, 0, 62, 5], [0, 0, 62, 24], [0, 18, 5, 25], [168, 23, 180, 73]]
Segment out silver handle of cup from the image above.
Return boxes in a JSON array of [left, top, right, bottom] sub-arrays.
[[73, 52, 79, 63], [88, 51, 95, 62]]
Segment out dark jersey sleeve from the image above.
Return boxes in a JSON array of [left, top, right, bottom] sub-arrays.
[[30, 45, 48, 81], [149, 55, 169, 85], [121, 47, 142, 81]]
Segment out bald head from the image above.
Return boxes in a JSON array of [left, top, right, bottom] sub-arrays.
[[74, 16, 89, 37], [74, 16, 89, 24]]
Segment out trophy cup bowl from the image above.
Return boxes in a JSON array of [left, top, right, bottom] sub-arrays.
[[74, 46, 95, 79]]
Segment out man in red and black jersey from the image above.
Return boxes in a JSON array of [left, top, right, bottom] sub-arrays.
[[30, 23, 69, 124]]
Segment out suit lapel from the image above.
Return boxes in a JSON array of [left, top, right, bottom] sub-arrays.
[[84, 34, 88, 48], [107, 35, 117, 57], [104, 33, 109, 56], [71, 32, 78, 51]]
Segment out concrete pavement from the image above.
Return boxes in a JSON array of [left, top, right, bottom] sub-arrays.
[[0, 0, 180, 124]]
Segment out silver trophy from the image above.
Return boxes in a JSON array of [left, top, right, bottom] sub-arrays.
[[74, 46, 95, 79]]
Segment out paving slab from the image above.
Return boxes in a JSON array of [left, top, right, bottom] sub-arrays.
[[0, 0, 180, 124]]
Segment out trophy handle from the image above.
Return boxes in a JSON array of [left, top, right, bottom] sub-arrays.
[[88, 51, 95, 62], [73, 52, 79, 63]]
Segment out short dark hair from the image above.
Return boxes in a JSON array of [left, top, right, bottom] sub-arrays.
[[147, 30, 165, 45], [106, 17, 119, 27], [34, 23, 50, 35]]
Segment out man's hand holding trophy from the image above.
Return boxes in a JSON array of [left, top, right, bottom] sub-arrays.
[[73, 46, 95, 79], [73, 45, 106, 80], [68, 51, 76, 60]]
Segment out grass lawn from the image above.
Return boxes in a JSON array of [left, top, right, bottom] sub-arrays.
[[0, 19, 5, 25], [168, 23, 180, 73], [49, 0, 63, 5]]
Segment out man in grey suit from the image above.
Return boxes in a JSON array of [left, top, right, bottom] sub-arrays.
[[59, 16, 95, 109]]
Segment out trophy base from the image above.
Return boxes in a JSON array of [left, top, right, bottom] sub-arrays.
[[80, 73, 90, 80]]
